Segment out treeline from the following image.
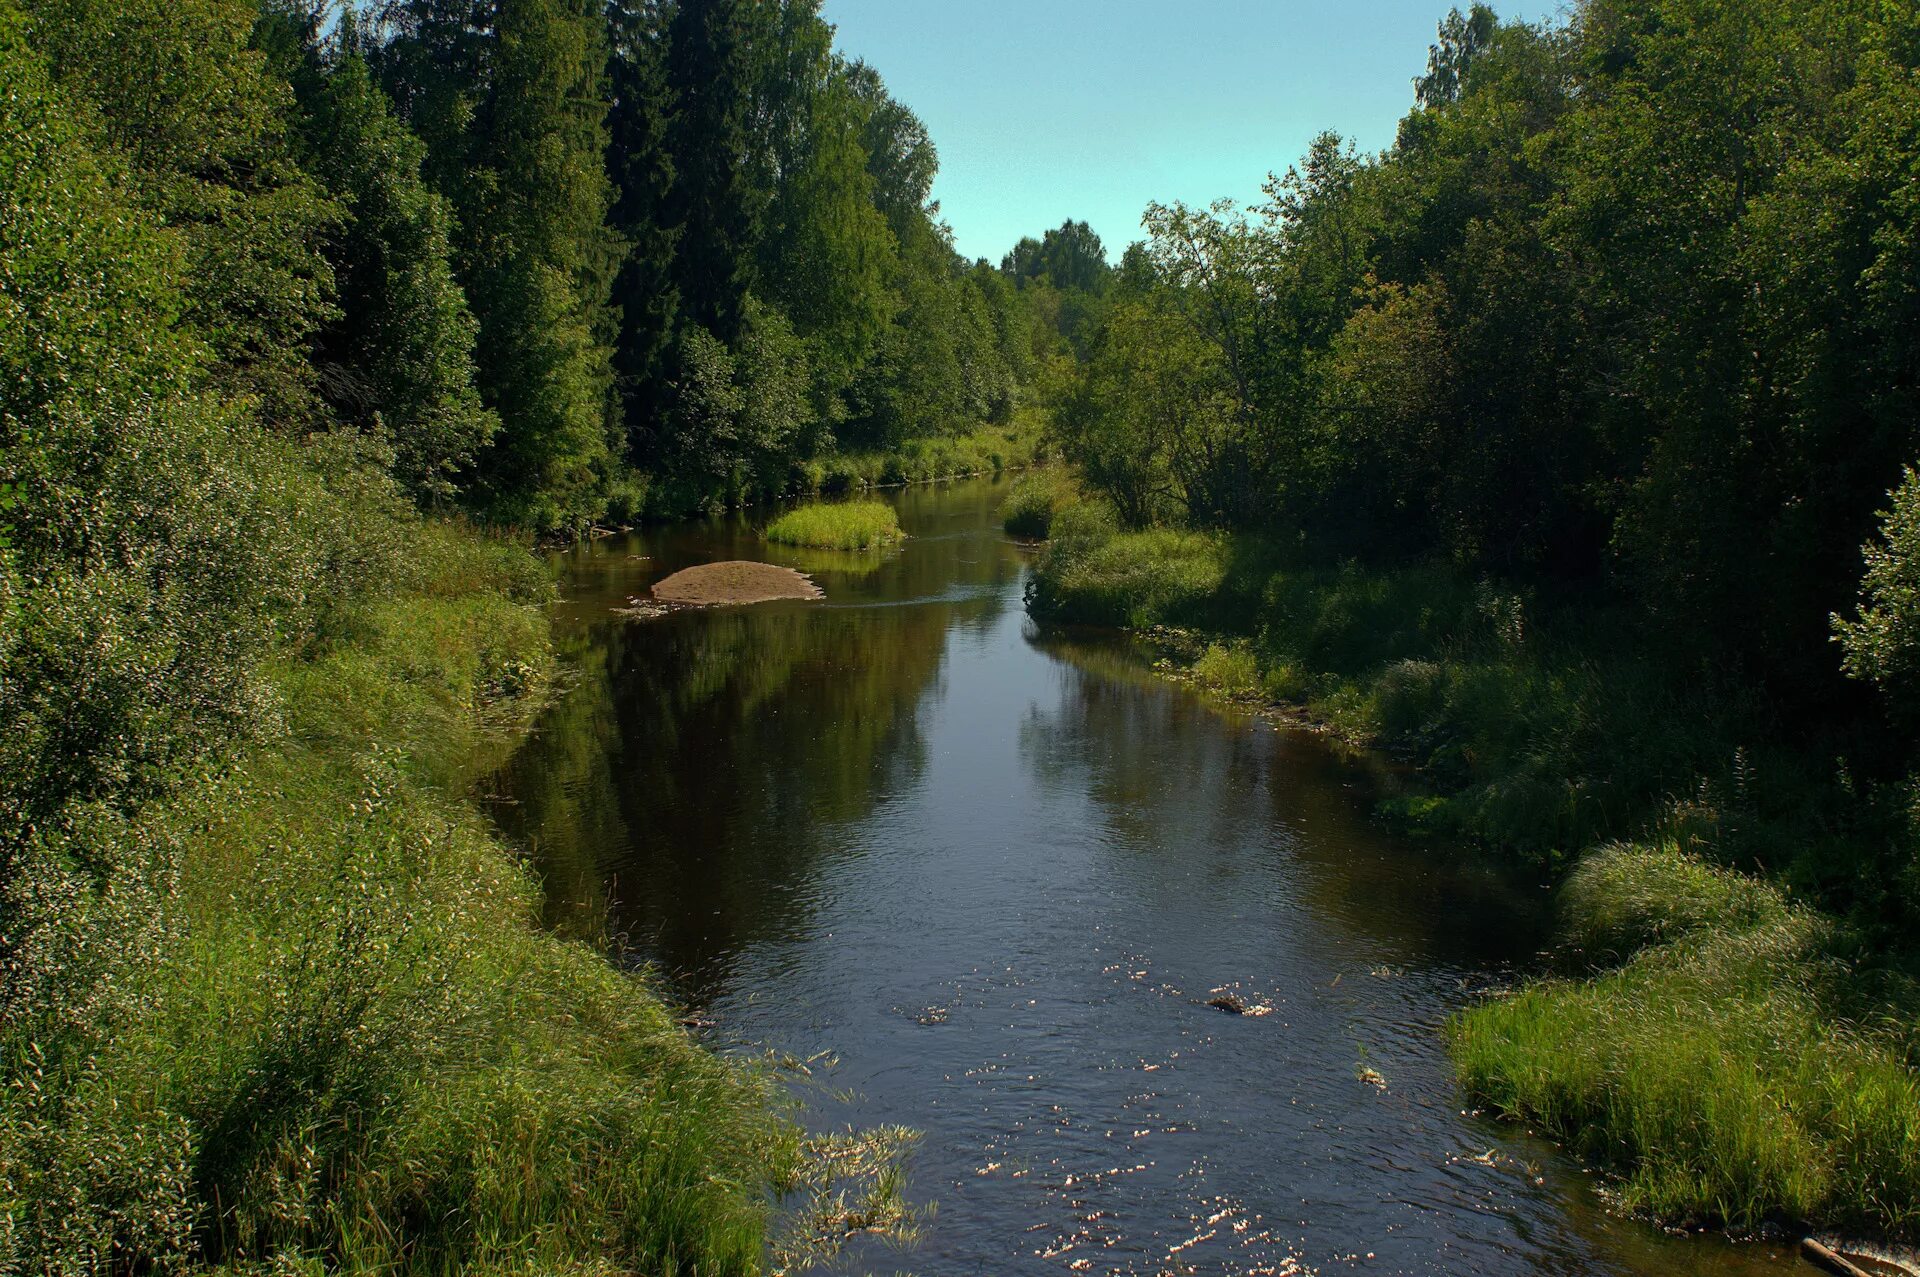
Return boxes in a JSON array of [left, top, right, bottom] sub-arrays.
[[1051, 0, 1920, 881], [25, 0, 1050, 538], [1057, 0, 1920, 703]]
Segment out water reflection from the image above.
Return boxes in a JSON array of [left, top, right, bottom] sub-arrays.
[[495, 477, 1803, 1277]]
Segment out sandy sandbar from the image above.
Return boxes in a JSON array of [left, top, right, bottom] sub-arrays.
[[649, 560, 823, 606]]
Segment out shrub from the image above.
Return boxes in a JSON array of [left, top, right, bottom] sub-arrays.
[[1000, 467, 1079, 539], [1027, 517, 1226, 628], [1559, 840, 1790, 963]]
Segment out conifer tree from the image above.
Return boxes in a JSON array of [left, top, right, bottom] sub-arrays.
[[664, 0, 761, 344]]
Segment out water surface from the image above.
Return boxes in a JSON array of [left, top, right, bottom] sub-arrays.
[[495, 477, 1799, 1276]]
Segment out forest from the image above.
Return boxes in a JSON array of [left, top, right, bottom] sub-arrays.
[[1026, 0, 1920, 1237], [0, 0, 1069, 1269]]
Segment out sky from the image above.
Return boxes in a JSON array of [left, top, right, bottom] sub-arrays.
[[818, 0, 1551, 264]]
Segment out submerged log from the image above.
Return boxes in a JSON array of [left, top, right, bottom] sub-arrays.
[[1800, 1238, 1874, 1277]]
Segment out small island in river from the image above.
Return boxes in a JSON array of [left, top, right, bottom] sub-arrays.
[[650, 560, 824, 606]]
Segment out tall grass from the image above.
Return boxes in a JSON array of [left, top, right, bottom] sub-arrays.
[[0, 516, 910, 1274], [1025, 505, 1227, 629], [1029, 519, 1747, 861], [765, 500, 903, 551], [802, 417, 1045, 496], [1453, 842, 1920, 1236], [999, 467, 1080, 539]]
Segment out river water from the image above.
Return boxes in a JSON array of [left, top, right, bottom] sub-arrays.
[[494, 476, 1799, 1277]]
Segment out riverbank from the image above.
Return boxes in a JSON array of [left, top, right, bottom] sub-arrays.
[[3, 512, 815, 1273], [1023, 500, 1920, 1241], [634, 415, 1047, 524]]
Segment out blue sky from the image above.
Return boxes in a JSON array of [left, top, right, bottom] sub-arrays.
[[818, 0, 1551, 264]]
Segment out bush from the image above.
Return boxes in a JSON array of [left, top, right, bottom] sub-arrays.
[[1559, 841, 1790, 963], [765, 500, 904, 550], [1000, 467, 1079, 539]]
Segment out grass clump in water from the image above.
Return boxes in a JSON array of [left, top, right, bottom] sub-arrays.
[[1000, 467, 1080, 539], [1452, 840, 1920, 1236], [765, 500, 904, 550], [1026, 506, 1227, 629]]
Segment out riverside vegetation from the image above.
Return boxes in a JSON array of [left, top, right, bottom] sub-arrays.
[[1017, 0, 1920, 1242], [0, 0, 1082, 1270], [765, 501, 904, 551]]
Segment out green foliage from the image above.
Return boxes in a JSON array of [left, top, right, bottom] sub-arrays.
[[25, 0, 342, 428], [999, 467, 1080, 539], [1557, 841, 1793, 964], [1837, 467, 1920, 704], [650, 302, 816, 515], [599, 0, 1044, 516], [1001, 220, 1113, 295], [1191, 643, 1263, 700], [3, 2, 960, 1268], [291, 49, 498, 499], [377, 0, 621, 530], [665, 0, 762, 345], [1053, 0, 1920, 687], [764, 500, 903, 550], [1454, 841, 1920, 1237], [2, 562, 805, 1274], [753, 11, 897, 398], [0, 4, 323, 834], [1027, 518, 1226, 629]]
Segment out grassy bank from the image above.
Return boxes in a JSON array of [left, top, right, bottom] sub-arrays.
[[1454, 843, 1920, 1236], [0, 514, 837, 1273], [1027, 500, 1920, 1238], [766, 500, 904, 551], [803, 415, 1045, 495]]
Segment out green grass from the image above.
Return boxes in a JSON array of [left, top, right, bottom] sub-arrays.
[[1190, 642, 1263, 700], [1453, 841, 1920, 1236], [999, 467, 1080, 539], [1029, 521, 1744, 861], [1025, 506, 1228, 629], [0, 515, 908, 1274], [765, 500, 904, 550], [825, 414, 1046, 492]]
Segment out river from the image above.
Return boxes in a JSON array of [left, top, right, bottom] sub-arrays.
[[493, 475, 1799, 1277]]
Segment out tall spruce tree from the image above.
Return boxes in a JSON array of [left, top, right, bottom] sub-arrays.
[[606, 0, 680, 444], [664, 0, 760, 344]]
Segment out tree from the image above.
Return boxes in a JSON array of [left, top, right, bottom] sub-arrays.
[[271, 21, 497, 499], [25, 0, 341, 426], [665, 0, 762, 344], [1001, 220, 1112, 294], [1415, 4, 1499, 107], [381, 0, 621, 528], [606, 0, 681, 444]]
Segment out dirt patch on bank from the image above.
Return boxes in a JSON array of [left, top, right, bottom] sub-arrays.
[[648, 560, 823, 606]]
